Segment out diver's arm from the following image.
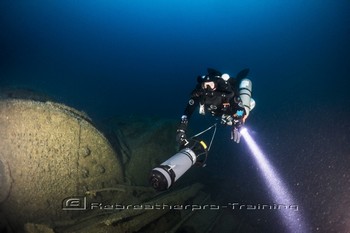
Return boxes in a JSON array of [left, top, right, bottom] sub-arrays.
[[181, 85, 202, 122], [229, 107, 245, 143], [183, 95, 200, 120], [219, 95, 247, 143], [176, 90, 201, 146]]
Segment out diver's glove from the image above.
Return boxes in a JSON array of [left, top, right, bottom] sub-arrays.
[[221, 114, 233, 125], [176, 129, 188, 146], [176, 115, 189, 146]]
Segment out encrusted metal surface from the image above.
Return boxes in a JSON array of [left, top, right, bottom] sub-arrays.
[[0, 99, 124, 229]]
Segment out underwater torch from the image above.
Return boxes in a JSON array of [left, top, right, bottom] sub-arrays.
[[150, 139, 208, 191]]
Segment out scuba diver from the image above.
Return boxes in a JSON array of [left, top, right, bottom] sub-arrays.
[[176, 68, 255, 145], [150, 68, 255, 191]]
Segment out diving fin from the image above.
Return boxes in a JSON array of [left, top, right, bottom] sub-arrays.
[[235, 68, 250, 82]]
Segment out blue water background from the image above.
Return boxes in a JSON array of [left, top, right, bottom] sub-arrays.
[[1, 1, 350, 232]]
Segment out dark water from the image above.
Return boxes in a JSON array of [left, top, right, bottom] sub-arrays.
[[1, 1, 350, 232]]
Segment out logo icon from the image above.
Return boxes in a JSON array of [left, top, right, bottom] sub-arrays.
[[62, 196, 87, 210]]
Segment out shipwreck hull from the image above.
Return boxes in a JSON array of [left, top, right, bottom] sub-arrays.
[[0, 99, 124, 231]]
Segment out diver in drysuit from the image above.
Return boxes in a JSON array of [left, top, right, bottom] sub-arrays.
[[176, 68, 255, 145], [150, 68, 255, 191]]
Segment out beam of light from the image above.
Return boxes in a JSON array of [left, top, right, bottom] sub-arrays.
[[240, 127, 307, 233]]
